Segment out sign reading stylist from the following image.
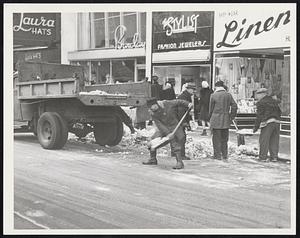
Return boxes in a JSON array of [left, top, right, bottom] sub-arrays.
[[152, 11, 214, 53]]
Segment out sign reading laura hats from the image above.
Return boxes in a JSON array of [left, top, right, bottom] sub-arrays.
[[13, 13, 60, 47], [214, 6, 293, 51], [114, 25, 146, 50], [152, 11, 214, 53]]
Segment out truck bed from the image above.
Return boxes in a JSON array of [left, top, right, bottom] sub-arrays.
[[16, 62, 151, 107]]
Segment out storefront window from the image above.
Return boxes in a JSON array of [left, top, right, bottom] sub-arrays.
[[140, 12, 146, 42], [108, 13, 120, 47], [112, 60, 134, 83], [153, 65, 210, 96], [91, 61, 110, 84], [93, 13, 105, 48], [215, 57, 286, 114], [123, 12, 137, 43], [86, 12, 145, 49]]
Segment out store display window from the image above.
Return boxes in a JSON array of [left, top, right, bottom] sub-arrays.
[[80, 12, 146, 49], [153, 65, 211, 96], [215, 57, 289, 115]]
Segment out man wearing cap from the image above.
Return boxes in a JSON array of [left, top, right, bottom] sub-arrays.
[[253, 88, 281, 162], [209, 80, 237, 160], [143, 98, 192, 169]]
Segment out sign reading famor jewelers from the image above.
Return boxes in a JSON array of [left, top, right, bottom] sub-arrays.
[[114, 25, 146, 50], [13, 13, 60, 47], [152, 11, 214, 53], [214, 6, 293, 51]]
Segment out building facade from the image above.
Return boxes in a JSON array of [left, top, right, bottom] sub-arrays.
[[13, 13, 61, 68], [62, 12, 147, 84]]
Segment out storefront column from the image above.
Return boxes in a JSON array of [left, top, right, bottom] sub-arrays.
[[145, 12, 152, 81], [282, 55, 290, 116]]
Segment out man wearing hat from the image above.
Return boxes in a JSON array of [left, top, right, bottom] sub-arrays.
[[143, 98, 192, 169], [253, 88, 281, 162], [209, 80, 237, 160]]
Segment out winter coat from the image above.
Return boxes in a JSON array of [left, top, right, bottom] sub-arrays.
[[161, 87, 176, 100], [151, 83, 163, 100], [199, 88, 213, 121], [253, 95, 281, 131], [209, 87, 238, 129], [177, 90, 199, 122], [151, 99, 190, 141]]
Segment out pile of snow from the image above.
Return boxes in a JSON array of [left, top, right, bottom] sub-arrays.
[[79, 90, 127, 96], [68, 125, 261, 160]]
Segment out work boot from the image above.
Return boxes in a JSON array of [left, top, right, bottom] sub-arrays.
[[173, 152, 184, 169], [201, 129, 207, 136], [143, 150, 158, 165], [181, 147, 191, 160]]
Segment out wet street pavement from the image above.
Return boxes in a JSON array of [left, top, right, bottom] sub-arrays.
[[13, 132, 291, 230]]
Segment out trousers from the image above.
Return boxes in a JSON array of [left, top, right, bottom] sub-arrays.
[[259, 122, 280, 159], [212, 128, 229, 159]]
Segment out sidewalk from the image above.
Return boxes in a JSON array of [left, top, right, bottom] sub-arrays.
[[188, 128, 291, 161]]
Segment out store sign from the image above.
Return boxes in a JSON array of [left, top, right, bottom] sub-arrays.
[[153, 11, 213, 53], [114, 25, 146, 50], [13, 13, 55, 36], [162, 14, 199, 36], [13, 13, 60, 47], [214, 7, 293, 51], [25, 52, 42, 61]]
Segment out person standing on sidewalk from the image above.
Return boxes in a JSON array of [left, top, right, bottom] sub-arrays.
[[253, 88, 281, 162], [148, 75, 163, 126], [199, 80, 213, 136], [209, 81, 237, 160], [143, 98, 192, 169]]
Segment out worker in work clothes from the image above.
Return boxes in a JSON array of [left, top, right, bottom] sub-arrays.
[[209, 80, 237, 160], [143, 98, 192, 169], [253, 88, 281, 162]]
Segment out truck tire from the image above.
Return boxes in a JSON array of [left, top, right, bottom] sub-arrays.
[[94, 122, 115, 146], [107, 116, 123, 146], [52, 112, 69, 149], [37, 112, 62, 149]]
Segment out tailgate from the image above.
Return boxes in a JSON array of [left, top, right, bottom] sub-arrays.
[[78, 81, 151, 107]]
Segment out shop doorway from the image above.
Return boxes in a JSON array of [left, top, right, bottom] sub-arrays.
[[153, 65, 211, 96]]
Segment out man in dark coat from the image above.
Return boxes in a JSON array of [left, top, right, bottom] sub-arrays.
[[209, 81, 237, 160], [151, 75, 163, 100], [148, 76, 163, 126], [176, 82, 198, 160], [253, 88, 281, 162], [143, 98, 192, 169], [161, 82, 176, 100]]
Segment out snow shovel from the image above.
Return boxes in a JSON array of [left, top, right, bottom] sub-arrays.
[[149, 104, 193, 150], [232, 120, 258, 146]]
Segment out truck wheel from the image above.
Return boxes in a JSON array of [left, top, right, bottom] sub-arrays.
[[107, 116, 123, 146], [52, 112, 69, 149], [37, 112, 61, 149], [94, 122, 115, 146]]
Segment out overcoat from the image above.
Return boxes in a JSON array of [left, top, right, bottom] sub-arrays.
[[209, 88, 238, 129], [199, 88, 213, 121], [151, 99, 190, 141]]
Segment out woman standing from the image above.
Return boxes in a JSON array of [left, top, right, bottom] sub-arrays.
[[199, 80, 213, 135]]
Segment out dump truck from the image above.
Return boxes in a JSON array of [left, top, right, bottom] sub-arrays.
[[14, 62, 151, 149]]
